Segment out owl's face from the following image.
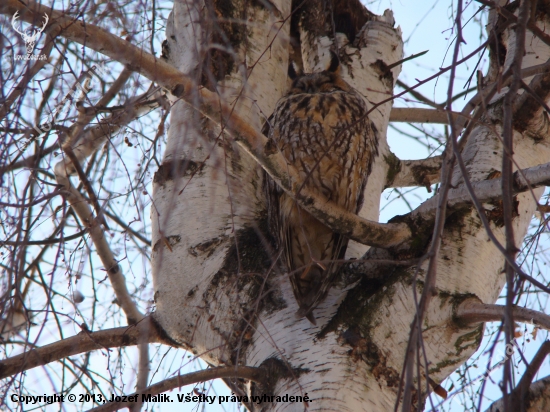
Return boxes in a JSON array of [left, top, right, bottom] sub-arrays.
[[287, 70, 354, 95]]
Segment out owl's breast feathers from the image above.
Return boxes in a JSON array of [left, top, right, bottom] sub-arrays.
[[265, 78, 378, 324]]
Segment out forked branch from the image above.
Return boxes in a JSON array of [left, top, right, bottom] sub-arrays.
[[384, 152, 442, 189], [0, 317, 161, 380], [87, 366, 267, 412], [4, 1, 550, 251], [0, 0, 412, 248]]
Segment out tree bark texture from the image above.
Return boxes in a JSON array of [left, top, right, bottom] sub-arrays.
[[151, 1, 550, 410], [488, 376, 550, 412]]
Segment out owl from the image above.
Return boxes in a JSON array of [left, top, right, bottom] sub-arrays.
[[264, 54, 378, 324]]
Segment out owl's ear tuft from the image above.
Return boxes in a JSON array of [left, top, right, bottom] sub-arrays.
[[327, 51, 340, 74]]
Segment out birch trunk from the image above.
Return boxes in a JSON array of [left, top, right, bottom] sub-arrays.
[[488, 376, 550, 412], [151, 1, 550, 410]]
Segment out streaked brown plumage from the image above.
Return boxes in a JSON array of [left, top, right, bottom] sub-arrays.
[[264, 55, 378, 324]]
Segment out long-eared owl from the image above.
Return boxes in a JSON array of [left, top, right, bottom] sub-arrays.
[[264, 54, 378, 324]]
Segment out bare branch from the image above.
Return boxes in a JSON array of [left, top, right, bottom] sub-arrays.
[[395, 58, 550, 156], [487, 375, 550, 412], [455, 299, 550, 331], [476, 0, 550, 48], [415, 161, 550, 215], [400, 2, 465, 408], [96, 67, 133, 108], [88, 366, 266, 412], [514, 354, 550, 412], [389, 108, 464, 124], [384, 153, 442, 189], [104, 210, 151, 246], [0, 143, 58, 175], [0, 1, 412, 249], [0, 317, 161, 380], [1, 228, 88, 246], [66, 88, 166, 173], [54, 164, 144, 323], [48, 70, 158, 396], [395, 79, 440, 108], [0, 37, 55, 121], [4, 1, 548, 253]]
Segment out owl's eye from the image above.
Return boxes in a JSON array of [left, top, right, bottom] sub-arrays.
[[293, 80, 306, 90], [290, 80, 308, 93]]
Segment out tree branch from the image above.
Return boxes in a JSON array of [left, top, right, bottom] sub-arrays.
[[476, 0, 550, 48], [5, 1, 550, 253], [0, 0, 412, 249], [87, 366, 266, 412], [514, 348, 550, 411], [395, 79, 441, 108], [0, 317, 161, 380], [0, 143, 58, 175], [384, 153, 442, 189], [61, 87, 166, 176], [393, 59, 550, 129], [414, 161, 550, 217], [1, 228, 88, 246], [487, 375, 550, 412], [104, 210, 151, 246], [400, 2, 465, 408], [0, 37, 55, 122], [389, 108, 464, 124], [54, 164, 144, 323], [455, 299, 550, 331]]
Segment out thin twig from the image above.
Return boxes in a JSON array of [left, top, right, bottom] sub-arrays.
[[0, 37, 55, 121], [501, 1, 531, 406], [87, 366, 266, 412], [400, 2, 464, 410], [0, 318, 160, 379], [511, 341, 550, 411], [54, 165, 144, 323], [476, 0, 550, 47]]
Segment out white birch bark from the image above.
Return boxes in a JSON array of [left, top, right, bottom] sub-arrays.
[[151, 1, 550, 410], [152, 0, 292, 363]]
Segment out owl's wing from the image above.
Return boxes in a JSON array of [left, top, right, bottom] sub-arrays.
[[264, 178, 320, 324], [263, 151, 352, 324], [293, 231, 349, 324], [278, 197, 350, 324]]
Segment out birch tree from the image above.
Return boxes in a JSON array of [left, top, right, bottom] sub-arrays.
[[2, 0, 550, 411]]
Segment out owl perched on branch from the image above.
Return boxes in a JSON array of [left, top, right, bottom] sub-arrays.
[[264, 53, 378, 324]]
